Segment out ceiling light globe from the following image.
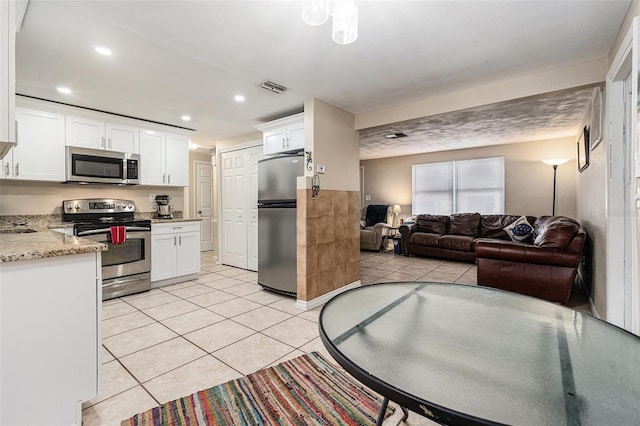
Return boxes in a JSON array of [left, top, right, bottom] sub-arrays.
[[95, 46, 112, 56], [302, 0, 331, 26], [234, 95, 245, 102]]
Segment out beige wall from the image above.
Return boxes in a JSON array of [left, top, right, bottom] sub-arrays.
[[355, 59, 608, 131], [298, 99, 361, 302], [304, 98, 360, 191], [360, 137, 577, 220], [579, 0, 640, 319], [0, 180, 184, 215]]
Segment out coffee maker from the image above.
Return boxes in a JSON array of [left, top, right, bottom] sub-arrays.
[[154, 195, 173, 219]]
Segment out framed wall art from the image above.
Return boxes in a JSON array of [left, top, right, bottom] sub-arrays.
[[577, 125, 590, 172], [590, 87, 602, 150]]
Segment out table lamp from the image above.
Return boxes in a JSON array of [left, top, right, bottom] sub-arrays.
[[393, 205, 401, 227]]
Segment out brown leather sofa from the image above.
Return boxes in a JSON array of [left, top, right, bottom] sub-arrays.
[[398, 213, 537, 262], [399, 214, 585, 304], [475, 216, 585, 304]]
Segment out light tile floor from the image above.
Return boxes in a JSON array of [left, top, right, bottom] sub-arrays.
[[83, 250, 591, 426]]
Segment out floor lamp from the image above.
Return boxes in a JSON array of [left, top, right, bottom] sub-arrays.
[[542, 159, 569, 215]]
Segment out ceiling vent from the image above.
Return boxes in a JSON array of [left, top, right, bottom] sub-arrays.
[[260, 80, 289, 94], [384, 132, 408, 139]]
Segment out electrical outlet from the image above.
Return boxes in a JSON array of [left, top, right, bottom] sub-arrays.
[[317, 164, 326, 174], [365, 195, 371, 201], [149, 194, 156, 201]]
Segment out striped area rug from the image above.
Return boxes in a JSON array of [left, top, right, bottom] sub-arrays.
[[122, 352, 394, 426]]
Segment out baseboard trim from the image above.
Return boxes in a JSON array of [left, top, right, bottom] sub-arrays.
[[589, 296, 600, 319], [151, 273, 198, 289], [295, 281, 361, 311]]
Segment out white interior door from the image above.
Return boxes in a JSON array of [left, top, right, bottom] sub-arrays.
[[195, 161, 214, 251], [247, 146, 263, 271], [221, 150, 248, 269]]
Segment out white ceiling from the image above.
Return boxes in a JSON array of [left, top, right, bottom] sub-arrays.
[[15, 1, 630, 157]]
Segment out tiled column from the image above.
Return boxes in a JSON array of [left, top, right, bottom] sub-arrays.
[[297, 188, 360, 302]]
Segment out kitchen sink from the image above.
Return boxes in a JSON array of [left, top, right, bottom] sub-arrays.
[[0, 228, 37, 234]]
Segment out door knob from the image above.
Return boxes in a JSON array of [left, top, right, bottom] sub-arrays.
[[197, 210, 202, 214]]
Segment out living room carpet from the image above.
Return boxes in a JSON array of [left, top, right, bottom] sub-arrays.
[[121, 352, 394, 426]]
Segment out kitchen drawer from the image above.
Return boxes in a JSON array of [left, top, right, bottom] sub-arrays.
[[152, 221, 200, 235]]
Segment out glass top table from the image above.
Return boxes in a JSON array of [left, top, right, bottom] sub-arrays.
[[319, 282, 640, 426]]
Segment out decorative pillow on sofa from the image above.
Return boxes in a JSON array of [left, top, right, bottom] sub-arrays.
[[504, 216, 534, 242]]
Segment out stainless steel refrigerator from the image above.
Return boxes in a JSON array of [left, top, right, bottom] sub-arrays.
[[257, 153, 304, 295]]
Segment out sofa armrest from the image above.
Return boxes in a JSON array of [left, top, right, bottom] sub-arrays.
[[475, 239, 580, 268], [399, 224, 417, 254]]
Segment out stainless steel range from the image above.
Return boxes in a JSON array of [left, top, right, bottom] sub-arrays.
[[63, 198, 151, 300]]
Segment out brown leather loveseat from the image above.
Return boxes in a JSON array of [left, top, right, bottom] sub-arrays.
[[399, 213, 585, 303], [475, 216, 585, 304]]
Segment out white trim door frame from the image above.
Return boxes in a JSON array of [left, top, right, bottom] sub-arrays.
[[606, 16, 640, 333]]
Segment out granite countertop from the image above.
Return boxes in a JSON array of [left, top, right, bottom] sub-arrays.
[[0, 231, 107, 263], [0, 213, 200, 263]]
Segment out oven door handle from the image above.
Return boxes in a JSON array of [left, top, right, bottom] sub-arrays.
[[77, 226, 151, 236]]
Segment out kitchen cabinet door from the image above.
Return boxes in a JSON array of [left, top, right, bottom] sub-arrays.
[[0, 252, 100, 426], [66, 116, 106, 149], [176, 230, 200, 276], [12, 108, 65, 181], [286, 121, 305, 151], [151, 233, 177, 281], [263, 129, 286, 155], [106, 123, 139, 153], [165, 132, 189, 186], [0, 0, 16, 154], [139, 129, 166, 185]]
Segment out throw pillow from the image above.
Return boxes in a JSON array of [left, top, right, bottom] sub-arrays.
[[504, 216, 534, 243]]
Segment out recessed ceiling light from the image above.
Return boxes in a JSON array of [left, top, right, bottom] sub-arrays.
[[181, 115, 191, 122], [56, 87, 71, 94], [384, 132, 408, 139], [234, 95, 245, 102], [95, 46, 112, 56]]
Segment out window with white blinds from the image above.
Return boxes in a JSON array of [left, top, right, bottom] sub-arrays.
[[412, 157, 505, 215]]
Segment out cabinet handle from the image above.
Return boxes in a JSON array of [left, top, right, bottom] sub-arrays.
[[163, 174, 166, 184], [101, 136, 106, 149], [168, 174, 171, 184], [108, 137, 112, 149], [286, 137, 290, 148], [15, 163, 19, 177], [179, 235, 182, 245], [174, 236, 177, 246], [282, 138, 285, 149], [4, 163, 9, 176]]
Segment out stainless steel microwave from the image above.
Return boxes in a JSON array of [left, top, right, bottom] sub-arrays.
[[66, 146, 140, 184]]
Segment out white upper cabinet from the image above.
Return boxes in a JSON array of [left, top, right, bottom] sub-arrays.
[[2, 108, 65, 181], [66, 116, 139, 153], [256, 113, 304, 155], [106, 123, 139, 152], [139, 129, 188, 187], [165, 133, 189, 186], [139, 129, 166, 185], [0, 1, 16, 159]]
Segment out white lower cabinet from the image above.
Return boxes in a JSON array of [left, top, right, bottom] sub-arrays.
[[151, 221, 201, 284], [0, 252, 101, 426]]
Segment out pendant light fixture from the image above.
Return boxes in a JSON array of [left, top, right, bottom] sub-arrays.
[[302, 0, 359, 44]]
